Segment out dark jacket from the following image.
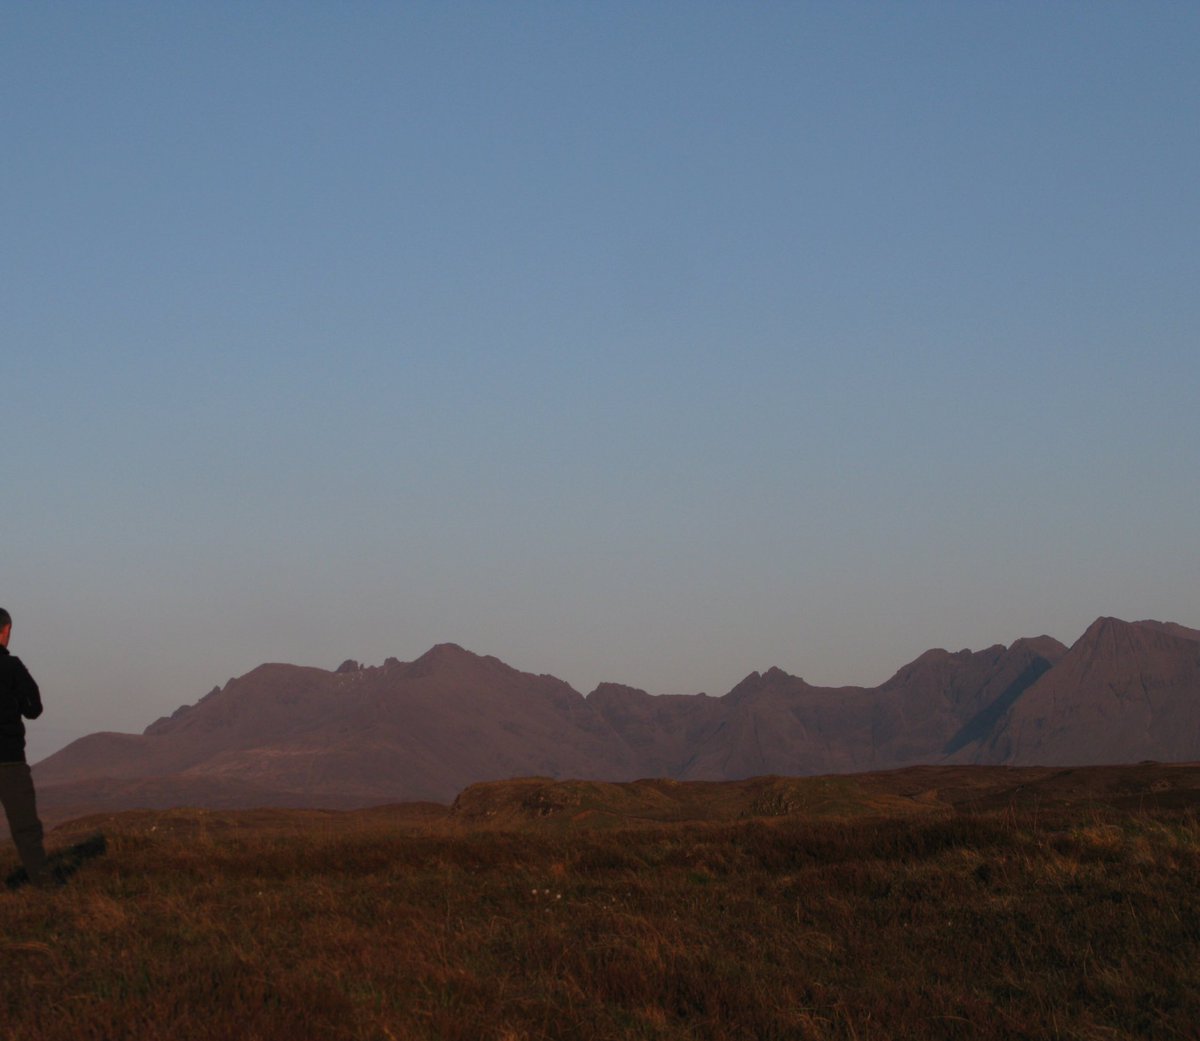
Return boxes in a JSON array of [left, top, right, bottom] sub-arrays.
[[0, 646, 42, 763]]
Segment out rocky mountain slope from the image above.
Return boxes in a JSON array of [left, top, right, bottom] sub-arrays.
[[32, 617, 1200, 812]]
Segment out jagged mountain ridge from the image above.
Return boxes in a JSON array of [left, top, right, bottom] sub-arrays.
[[976, 617, 1200, 765], [32, 617, 1200, 812]]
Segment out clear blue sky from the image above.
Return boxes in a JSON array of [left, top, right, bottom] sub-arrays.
[[4, 3, 1197, 761]]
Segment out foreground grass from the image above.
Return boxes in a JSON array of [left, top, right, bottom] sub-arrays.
[[2, 805, 1198, 1040]]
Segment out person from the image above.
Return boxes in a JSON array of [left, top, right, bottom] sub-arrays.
[[0, 608, 52, 887]]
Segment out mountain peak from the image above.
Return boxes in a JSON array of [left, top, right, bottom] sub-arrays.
[[1073, 615, 1194, 655], [1009, 635, 1069, 659], [1082, 615, 1126, 636], [421, 641, 472, 658], [1132, 620, 1200, 644], [406, 642, 518, 680], [413, 643, 482, 667], [724, 666, 807, 703], [586, 682, 651, 702]]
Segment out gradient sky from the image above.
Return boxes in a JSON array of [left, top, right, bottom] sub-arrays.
[[4, 3, 1197, 762]]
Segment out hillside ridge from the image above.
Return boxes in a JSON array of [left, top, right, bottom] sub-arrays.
[[33, 616, 1200, 812]]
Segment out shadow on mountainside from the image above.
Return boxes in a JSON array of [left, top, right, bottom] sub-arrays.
[[942, 655, 1057, 755]]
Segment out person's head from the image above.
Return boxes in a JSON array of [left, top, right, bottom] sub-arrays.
[[0, 608, 11, 648]]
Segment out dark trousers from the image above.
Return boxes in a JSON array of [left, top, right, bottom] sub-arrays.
[[0, 762, 48, 882]]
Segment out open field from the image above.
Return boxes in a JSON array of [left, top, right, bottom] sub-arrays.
[[3, 766, 1199, 1040]]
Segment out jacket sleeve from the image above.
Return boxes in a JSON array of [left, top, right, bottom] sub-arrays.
[[10, 657, 42, 720]]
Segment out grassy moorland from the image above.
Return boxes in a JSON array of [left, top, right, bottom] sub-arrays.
[[2, 768, 1199, 1041]]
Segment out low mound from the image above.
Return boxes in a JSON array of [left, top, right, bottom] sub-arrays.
[[449, 774, 950, 827], [450, 763, 1200, 828]]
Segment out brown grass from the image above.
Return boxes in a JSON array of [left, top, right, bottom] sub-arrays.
[[2, 794, 1198, 1039]]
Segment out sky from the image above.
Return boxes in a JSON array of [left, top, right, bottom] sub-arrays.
[[4, 3, 1198, 762]]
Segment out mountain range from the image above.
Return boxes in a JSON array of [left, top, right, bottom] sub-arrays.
[[32, 616, 1200, 816]]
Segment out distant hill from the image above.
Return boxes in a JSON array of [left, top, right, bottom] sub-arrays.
[[32, 617, 1200, 815]]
